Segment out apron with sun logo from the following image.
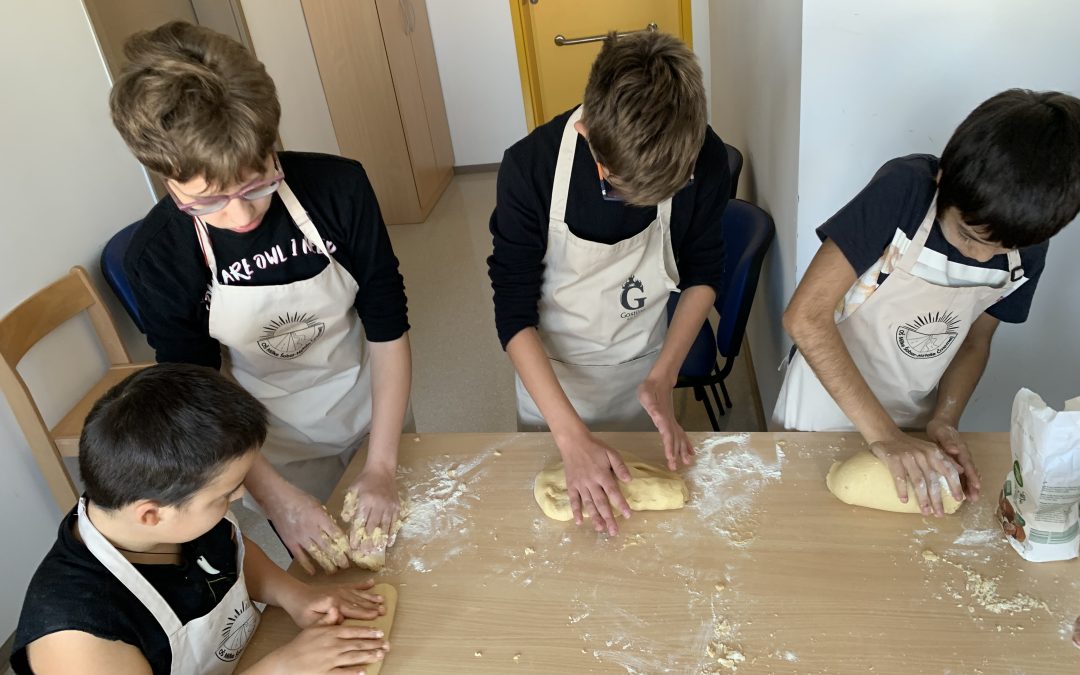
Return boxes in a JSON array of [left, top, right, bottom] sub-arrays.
[[76, 500, 259, 674], [194, 182, 372, 465], [772, 194, 1024, 431]]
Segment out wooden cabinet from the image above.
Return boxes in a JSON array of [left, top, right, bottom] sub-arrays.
[[302, 0, 454, 225]]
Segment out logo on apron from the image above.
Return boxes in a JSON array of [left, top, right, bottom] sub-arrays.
[[619, 276, 647, 319], [216, 600, 258, 662], [257, 312, 325, 359], [895, 310, 961, 359]]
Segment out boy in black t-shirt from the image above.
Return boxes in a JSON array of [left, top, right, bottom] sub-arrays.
[[12, 365, 390, 675], [775, 89, 1080, 516], [111, 21, 410, 575], [488, 32, 730, 536]]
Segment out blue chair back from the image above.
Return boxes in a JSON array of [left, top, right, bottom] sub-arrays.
[[724, 143, 743, 200], [714, 200, 774, 358], [100, 221, 145, 333]]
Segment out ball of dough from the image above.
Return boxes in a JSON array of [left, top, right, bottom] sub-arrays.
[[826, 450, 963, 514], [534, 459, 689, 521]]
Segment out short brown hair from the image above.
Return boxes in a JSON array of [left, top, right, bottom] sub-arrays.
[[109, 21, 279, 188], [582, 31, 706, 206]]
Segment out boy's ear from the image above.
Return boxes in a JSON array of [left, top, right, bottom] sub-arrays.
[[573, 120, 589, 139], [132, 500, 165, 527]]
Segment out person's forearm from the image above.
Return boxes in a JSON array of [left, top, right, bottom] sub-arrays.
[[365, 334, 412, 471], [242, 535, 307, 610], [786, 311, 899, 442], [506, 328, 586, 441], [244, 453, 295, 508], [649, 286, 715, 386], [930, 332, 993, 428]]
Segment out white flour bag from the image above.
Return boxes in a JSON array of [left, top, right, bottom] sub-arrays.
[[997, 388, 1080, 562]]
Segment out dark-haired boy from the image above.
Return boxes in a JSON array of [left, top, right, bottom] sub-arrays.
[[776, 89, 1080, 516], [12, 364, 390, 675]]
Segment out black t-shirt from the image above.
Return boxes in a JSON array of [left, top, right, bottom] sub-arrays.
[[125, 151, 409, 369], [817, 154, 1047, 324], [487, 106, 731, 348], [12, 508, 238, 675]]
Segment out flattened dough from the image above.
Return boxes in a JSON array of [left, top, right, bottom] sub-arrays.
[[826, 450, 963, 514], [534, 459, 689, 521], [343, 583, 397, 675]]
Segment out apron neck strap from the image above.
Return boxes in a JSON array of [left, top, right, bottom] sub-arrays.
[[896, 194, 938, 272], [276, 181, 333, 257], [1006, 248, 1024, 281], [76, 498, 184, 635], [550, 106, 585, 223], [192, 180, 332, 277], [896, 192, 1026, 282]]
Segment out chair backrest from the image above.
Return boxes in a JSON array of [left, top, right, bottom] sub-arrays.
[[101, 220, 145, 332], [0, 266, 131, 509], [715, 200, 775, 358], [724, 143, 744, 200]]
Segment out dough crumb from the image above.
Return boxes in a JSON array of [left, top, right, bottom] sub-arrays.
[[494, 449, 503, 456], [513, 653, 521, 662], [715, 582, 727, 592], [474, 650, 482, 657], [524, 546, 535, 556]]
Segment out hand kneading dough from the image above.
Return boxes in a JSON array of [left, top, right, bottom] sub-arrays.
[[826, 450, 963, 514], [534, 459, 689, 521]]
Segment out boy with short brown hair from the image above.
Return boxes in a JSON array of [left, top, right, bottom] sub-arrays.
[[111, 21, 412, 575], [488, 31, 731, 536]]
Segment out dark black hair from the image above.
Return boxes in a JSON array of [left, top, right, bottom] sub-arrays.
[[938, 89, 1080, 249], [79, 363, 267, 509]]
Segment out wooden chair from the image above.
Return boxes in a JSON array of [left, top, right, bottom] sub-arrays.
[[0, 266, 150, 511]]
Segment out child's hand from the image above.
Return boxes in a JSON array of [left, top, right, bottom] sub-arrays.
[[868, 431, 964, 516], [925, 418, 981, 501], [262, 483, 350, 576], [262, 623, 388, 675], [287, 580, 386, 629], [638, 377, 695, 470], [557, 431, 632, 536], [341, 467, 401, 552]]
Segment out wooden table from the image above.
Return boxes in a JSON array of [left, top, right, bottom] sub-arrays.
[[237, 432, 1079, 673]]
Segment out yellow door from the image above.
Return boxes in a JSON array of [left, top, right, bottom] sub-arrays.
[[510, 0, 692, 128]]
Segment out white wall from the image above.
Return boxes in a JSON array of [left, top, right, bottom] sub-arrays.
[[709, 0, 804, 418], [798, 0, 1080, 429], [424, 0, 527, 165], [0, 1, 155, 639], [240, 0, 340, 155]]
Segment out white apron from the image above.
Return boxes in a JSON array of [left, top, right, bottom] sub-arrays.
[[76, 500, 259, 674], [194, 182, 373, 472], [773, 196, 1023, 431], [516, 106, 680, 431]]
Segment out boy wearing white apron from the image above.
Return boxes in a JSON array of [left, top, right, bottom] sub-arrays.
[[489, 33, 731, 534], [112, 23, 411, 574], [774, 89, 1080, 516], [12, 365, 390, 675]]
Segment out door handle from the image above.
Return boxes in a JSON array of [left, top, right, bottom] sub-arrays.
[[554, 22, 657, 47]]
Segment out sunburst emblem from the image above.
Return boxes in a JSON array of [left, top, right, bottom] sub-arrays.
[[216, 601, 259, 662], [257, 312, 325, 360], [895, 311, 962, 359]]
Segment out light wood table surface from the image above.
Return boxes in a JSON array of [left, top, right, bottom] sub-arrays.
[[237, 432, 1079, 673]]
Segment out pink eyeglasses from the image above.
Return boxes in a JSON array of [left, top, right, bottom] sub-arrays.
[[168, 156, 284, 217]]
